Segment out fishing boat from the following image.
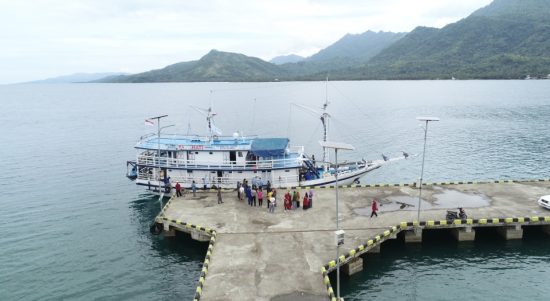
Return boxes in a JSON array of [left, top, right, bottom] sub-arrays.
[[126, 98, 405, 194]]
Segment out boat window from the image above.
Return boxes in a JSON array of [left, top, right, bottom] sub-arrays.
[[209, 151, 213, 155], [195, 152, 199, 154], [285, 170, 290, 172], [238, 151, 243, 157]]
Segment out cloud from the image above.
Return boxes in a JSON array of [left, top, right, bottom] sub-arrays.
[[0, 0, 493, 83]]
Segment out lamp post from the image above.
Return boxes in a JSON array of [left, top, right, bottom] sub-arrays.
[[319, 140, 355, 301], [148, 115, 168, 195], [415, 117, 439, 224]]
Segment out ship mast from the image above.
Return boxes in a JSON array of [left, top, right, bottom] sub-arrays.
[[191, 93, 221, 143], [321, 76, 330, 165]]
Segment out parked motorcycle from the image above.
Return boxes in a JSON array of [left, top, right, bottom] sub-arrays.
[[446, 207, 467, 222]]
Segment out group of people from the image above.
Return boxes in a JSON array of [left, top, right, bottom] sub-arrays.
[[237, 179, 277, 212], [236, 179, 315, 214], [174, 180, 198, 198], [283, 190, 313, 211], [174, 177, 380, 217]]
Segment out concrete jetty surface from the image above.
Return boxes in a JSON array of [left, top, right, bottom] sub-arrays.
[[156, 181, 550, 301]]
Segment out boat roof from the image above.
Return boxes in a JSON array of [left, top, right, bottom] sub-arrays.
[[136, 134, 252, 150], [136, 134, 290, 154], [250, 138, 289, 157]]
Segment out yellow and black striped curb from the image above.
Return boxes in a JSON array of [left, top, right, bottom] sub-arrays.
[[194, 229, 217, 301], [169, 178, 550, 194], [154, 204, 218, 301], [320, 215, 550, 300], [159, 217, 216, 236], [286, 178, 550, 190]]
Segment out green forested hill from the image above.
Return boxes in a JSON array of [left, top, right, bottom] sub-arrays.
[[307, 30, 406, 63], [354, 0, 550, 79], [103, 50, 284, 82], [100, 0, 550, 82]]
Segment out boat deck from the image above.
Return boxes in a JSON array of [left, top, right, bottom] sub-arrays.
[[157, 180, 550, 301]]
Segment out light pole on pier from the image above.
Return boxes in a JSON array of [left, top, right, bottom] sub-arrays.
[[148, 115, 168, 195], [415, 117, 439, 224], [320, 140, 355, 301]]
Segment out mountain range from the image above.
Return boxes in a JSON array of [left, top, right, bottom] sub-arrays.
[[26, 72, 128, 84], [100, 0, 550, 82]]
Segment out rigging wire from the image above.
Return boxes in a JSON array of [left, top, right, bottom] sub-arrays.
[[250, 98, 257, 133], [327, 81, 388, 135], [306, 122, 322, 150], [286, 104, 292, 139], [327, 81, 421, 149]]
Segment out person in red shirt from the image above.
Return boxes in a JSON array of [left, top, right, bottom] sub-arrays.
[[175, 182, 182, 197], [371, 199, 378, 217], [303, 194, 309, 210], [284, 191, 292, 211]]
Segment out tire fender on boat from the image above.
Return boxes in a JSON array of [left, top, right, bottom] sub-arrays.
[[150, 223, 162, 235]]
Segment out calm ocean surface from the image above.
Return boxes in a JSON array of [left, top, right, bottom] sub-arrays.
[[1, 81, 549, 300]]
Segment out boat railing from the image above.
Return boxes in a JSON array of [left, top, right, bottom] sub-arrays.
[[139, 174, 301, 189], [136, 154, 302, 170], [289, 145, 304, 154], [137, 133, 156, 142]]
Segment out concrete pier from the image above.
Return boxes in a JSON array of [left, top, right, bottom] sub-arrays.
[[404, 229, 423, 243], [497, 225, 524, 240], [343, 257, 363, 276], [452, 227, 476, 241], [155, 180, 550, 301], [367, 244, 381, 253]]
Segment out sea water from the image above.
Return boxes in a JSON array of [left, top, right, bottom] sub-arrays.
[[1, 80, 549, 300]]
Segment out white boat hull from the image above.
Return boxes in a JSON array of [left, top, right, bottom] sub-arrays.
[[136, 162, 382, 196]]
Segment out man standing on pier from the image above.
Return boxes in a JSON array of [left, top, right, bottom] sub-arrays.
[[217, 186, 223, 204], [371, 199, 378, 218]]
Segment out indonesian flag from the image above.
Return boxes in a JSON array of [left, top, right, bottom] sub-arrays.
[[144, 119, 155, 126]]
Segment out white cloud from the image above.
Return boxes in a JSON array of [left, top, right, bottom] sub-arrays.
[[0, 0, 493, 83]]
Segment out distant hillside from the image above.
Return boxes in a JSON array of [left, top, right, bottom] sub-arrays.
[[308, 30, 406, 63], [270, 54, 304, 65], [355, 0, 550, 79], [102, 50, 284, 82], [100, 30, 407, 82], [26, 72, 128, 83], [277, 31, 406, 78], [99, 0, 550, 82]]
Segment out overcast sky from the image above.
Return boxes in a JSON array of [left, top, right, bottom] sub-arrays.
[[0, 0, 494, 83]]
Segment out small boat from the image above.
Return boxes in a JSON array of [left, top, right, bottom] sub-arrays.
[[126, 97, 405, 194]]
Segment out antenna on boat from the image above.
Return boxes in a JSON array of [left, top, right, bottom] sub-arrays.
[[190, 104, 222, 142], [321, 75, 331, 165], [186, 119, 191, 136], [289, 75, 332, 168]]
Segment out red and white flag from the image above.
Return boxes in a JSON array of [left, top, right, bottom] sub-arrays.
[[144, 119, 155, 126]]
